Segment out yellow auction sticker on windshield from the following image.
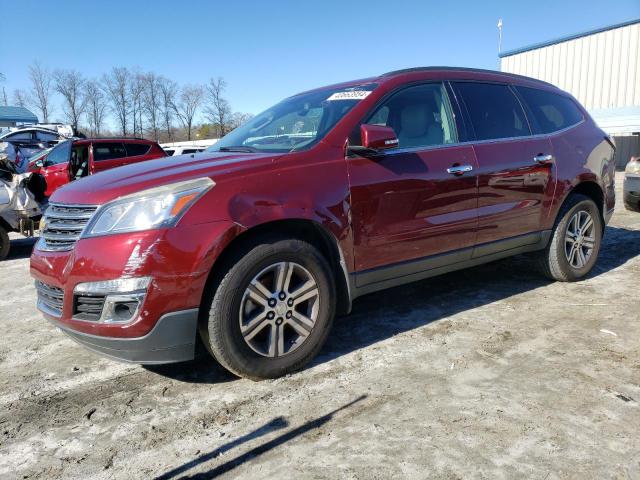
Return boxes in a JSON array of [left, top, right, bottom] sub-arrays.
[[326, 90, 372, 101]]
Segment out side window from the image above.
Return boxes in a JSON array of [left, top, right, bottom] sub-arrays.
[[93, 143, 127, 161], [516, 86, 583, 134], [5, 131, 34, 141], [453, 82, 530, 141], [44, 140, 72, 165], [360, 83, 458, 149], [125, 143, 151, 156], [36, 131, 60, 142]]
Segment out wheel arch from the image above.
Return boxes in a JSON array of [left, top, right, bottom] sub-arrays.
[[199, 218, 353, 324], [564, 180, 606, 232]]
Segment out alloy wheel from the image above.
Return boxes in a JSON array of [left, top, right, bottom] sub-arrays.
[[564, 210, 596, 269], [239, 262, 320, 358]]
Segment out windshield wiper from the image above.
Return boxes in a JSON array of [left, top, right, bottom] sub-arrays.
[[218, 146, 259, 153]]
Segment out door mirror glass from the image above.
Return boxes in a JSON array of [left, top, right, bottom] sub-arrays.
[[360, 124, 399, 150]]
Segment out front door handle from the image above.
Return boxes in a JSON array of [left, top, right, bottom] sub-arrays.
[[446, 164, 473, 175], [533, 154, 554, 164]]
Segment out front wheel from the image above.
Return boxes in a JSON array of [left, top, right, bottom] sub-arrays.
[[0, 226, 10, 261], [535, 193, 603, 281], [201, 236, 336, 380]]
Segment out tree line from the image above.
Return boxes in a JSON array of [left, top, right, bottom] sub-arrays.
[[2, 62, 253, 142]]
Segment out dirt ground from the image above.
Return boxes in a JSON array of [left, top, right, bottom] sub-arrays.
[[0, 172, 638, 479]]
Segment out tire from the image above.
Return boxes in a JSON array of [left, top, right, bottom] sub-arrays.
[[534, 193, 603, 281], [0, 226, 9, 261], [200, 235, 336, 380]]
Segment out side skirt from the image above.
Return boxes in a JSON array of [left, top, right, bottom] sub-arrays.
[[351, 230, 551, 299]]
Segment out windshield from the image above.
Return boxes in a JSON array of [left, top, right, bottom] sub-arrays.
[[208, 84, 377, 153]]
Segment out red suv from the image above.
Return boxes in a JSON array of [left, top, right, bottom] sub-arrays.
[[28, 138, 166, 197], [31, 68, 615, 380]]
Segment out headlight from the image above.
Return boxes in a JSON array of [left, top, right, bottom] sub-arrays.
[[84, 177, 214, 237], [625, 158, 640, 175]]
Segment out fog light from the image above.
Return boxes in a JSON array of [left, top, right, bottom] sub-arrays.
[[101, 294, 145, 323], [73, 277, 151, 323]]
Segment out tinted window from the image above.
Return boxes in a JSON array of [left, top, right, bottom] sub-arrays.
[[125, 143, 151, 156], [182, 149, 197, 154], [360, 83, 457, 148], [164, 149, 175, 156], [45, 140, 72, 165], [36, 131, 60, 142], [516, 86, 583, 134], [93, 143, 127, 161], [4, 131, 33, 141], [454, 82, 530, 141]]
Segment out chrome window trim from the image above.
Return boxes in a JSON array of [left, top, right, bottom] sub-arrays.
[[368, 118, 585, 157]]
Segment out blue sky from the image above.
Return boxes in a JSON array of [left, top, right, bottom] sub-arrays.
[[1, 0, 639, 123]]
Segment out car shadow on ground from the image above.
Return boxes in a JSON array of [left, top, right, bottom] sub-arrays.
[[5, 237, 38, 260], [153, 395, 367, 479], [147, 225, 640, 383]]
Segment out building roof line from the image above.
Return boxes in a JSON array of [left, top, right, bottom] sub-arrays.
[[499, 17, 640, 58]]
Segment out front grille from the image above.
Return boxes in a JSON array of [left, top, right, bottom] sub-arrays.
[[73, 294, 106, 321], [35, 281, 64, 317], [41, 203, 98, 251]]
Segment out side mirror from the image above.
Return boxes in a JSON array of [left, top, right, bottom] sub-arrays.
[[361, 124, 399, 150], [35, 159, 44, 168]]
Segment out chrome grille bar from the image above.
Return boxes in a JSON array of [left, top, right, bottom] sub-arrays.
[[40, 203, 98, 251]]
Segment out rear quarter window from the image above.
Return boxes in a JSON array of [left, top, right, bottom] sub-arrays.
[[125, 143, 151, 156], [515, 86, 583, 134]]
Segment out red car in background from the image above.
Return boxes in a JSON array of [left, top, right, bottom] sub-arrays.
[[29, 138, 166, 197]]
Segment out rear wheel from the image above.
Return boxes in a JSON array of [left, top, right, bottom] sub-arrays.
[[535, 193, 602, 281], [0, 226, 9, 261], [201, 236, 336, 380]]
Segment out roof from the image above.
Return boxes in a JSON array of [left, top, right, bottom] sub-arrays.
[[0, 106, 38, 124], [499, 18, 640, 58], [589, 106, 640, 135], [380, 66, 555, 87]]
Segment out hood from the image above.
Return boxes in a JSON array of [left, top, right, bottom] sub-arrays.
[[51, 151, 282, 205]]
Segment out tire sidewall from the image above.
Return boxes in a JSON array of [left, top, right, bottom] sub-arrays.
[[554, 198, 602, 280], [0, 227, 9, 261], [207, 239, 335, 379]]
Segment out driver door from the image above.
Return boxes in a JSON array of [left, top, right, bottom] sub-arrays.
[[347, 82, 479, 285]]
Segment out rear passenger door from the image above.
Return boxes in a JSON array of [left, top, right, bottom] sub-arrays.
[[90, 142, 128, 173], [452, 82, 556, 247]]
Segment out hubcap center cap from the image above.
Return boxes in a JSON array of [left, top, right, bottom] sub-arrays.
[[275, 301, 287, 316]]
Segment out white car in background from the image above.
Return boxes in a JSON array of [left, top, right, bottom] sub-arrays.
[[624, 156, 640, 212], [161, 139, 218, 156]]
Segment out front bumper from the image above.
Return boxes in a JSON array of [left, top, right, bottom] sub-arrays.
[[52, 309, 199, 364], [623, 174, 640, 212], [30, 220, 240, 341]]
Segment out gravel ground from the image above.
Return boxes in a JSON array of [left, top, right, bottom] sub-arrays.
[[0, 172, 638, 479]]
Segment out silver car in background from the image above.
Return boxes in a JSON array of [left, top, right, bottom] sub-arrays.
[[624, 156, 640, 212]]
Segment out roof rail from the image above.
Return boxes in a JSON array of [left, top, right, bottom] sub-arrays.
[[380, 66, 556, 87]]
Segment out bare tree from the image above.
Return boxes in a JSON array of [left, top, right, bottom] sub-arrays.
[[230, 112, 254, 130], [129, 71, 145, 137], [84, 80, 107, 137], [102, 67, 130, 136], [12, 89, 28, 108], [173, 85, 204, 141], [0, 73, 7, 106], [158, 77, 178, 140], [28, 61, 54, 122], [142, 72, 162, 141], [205, 77, 231, 137], [54, 69, 87, 129]]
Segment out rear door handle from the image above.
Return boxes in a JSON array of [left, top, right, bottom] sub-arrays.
[[533, 154, 554, 164], [446, 164, 474, 175]]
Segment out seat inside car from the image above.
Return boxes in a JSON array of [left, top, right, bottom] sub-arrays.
[[396, 103, 443, 148]]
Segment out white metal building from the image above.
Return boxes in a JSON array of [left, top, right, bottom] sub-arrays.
[[500, 18, 640, 167]]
